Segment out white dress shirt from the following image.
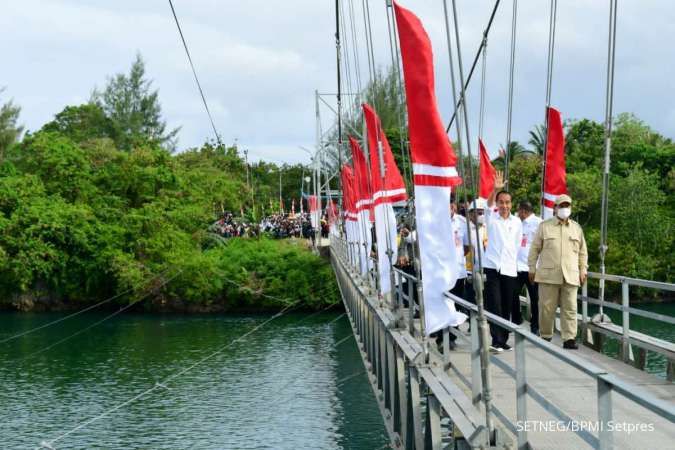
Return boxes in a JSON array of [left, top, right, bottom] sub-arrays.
[[517, 213, 542, 272], [450, 213, 467, 279], [483, 209, 522, 277]]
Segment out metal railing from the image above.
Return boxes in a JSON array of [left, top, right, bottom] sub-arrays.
[[445, 291, 675, 450], [329, 235, 675, 449], [579, 272, 675, 378], [330, 235, 508, 449]]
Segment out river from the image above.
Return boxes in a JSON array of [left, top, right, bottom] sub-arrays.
[[1, 302, 672, 448], [0, 312, 388, 449]]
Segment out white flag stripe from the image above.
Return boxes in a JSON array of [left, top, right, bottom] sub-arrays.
[[415, 185, 467, 335], [355, 199, 373, 209], [356, 210, 374, 276], [372, 188, 407, 200], [412, 163, 459, 177], [373, 202, 398, 296], [543, 192, 559, 202]]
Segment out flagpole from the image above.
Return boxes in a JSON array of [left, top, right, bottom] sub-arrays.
[[540, 0, 557, 217], [445, 0, 494, 440], [503, 0, 518, 189], [598, 0, 618, 322]]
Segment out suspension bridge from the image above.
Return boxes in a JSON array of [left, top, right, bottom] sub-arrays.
[[309, 0, 675, 449], [2, 0, 673, 448]]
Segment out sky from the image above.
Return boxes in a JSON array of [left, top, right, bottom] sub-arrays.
[[1, 0, 673, 165]]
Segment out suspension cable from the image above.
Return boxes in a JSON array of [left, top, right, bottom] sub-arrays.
[[348, 0, 363, 98], [335, 0, 344, 172], [478, 36, 488, 140], [598, 0, 618, 318], [445, 0, 495, 441], [339, 0, 356, 127], [361, 0, 375, 84], [168, 0, 222, 145], [540, 0, 558, 216], [503, 0, 518, 189], [17, 269, 184, 362], [39, 302, 301, 450], [444, 0, 502, 133], [384, 0, 412, 190], [0, 268, 172, 345], [37, 285, 331, 449]]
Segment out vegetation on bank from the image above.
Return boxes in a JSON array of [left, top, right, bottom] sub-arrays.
[[0, 56, 337, 311]]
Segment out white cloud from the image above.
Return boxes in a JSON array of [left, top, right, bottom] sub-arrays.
[[1, 0, 672, 164]]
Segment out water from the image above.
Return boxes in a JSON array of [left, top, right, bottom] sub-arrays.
[[0, 312, 388, 449], [587, 301, 675, 379]]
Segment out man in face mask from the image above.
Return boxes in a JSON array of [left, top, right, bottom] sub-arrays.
[[528, 194, 588, 349]]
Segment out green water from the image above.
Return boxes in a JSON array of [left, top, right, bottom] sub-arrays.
[[0, 312, 388, 449], [586, 302, 675, 379]]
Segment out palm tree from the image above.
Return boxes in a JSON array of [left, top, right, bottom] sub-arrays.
[[528, 124, 547, 155], [499, 141, 533, 162]]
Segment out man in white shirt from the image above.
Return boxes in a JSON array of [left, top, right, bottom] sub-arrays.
[[515, 201, 542, 335], [484, 172, 522, 351], [450, 200, 469, 298], [462, 199, 487, 314]]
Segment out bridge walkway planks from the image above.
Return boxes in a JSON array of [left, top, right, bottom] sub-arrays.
[[422, 318, 675, 449]]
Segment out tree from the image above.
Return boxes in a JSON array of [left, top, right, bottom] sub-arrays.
[[92, 54, 179, 151], [0, 88, 23, 161], [528, 124, 546, 155], [42, 103, 114, 143]]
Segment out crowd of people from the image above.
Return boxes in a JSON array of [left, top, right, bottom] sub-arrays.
[[210, 211, 330, 241], [395, 170, 588, 353]]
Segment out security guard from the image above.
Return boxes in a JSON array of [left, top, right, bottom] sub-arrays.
[[527, 194, 588, 349]]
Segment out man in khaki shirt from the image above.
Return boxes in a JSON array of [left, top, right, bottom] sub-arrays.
[[528, 194, 588, 349]]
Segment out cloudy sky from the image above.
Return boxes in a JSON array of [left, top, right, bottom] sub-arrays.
[[1, 0, 673, 165]]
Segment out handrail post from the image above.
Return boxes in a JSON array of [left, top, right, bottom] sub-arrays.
[[470, 312, 482, 406], [581, 280, 588, 344], [597, 375, 613, 450], [515, 332, 528, 450], [621, 281, 630, 363]]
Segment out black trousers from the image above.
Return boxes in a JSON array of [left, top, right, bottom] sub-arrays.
[[514, 271, 539, 333], [396, 264, 418, 309], [443, 278, 466, 342], [484, 268, 517, 346]]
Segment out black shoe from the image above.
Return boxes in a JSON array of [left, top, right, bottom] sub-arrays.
[[531, 328, 539, 336], [563, 339, 578, 350], [499, 343, 512, 351], [542, 337, 552, 342]]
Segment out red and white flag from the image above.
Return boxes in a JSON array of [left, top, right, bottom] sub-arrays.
[[479, 138, 496, 201], [363, 103, 407, 296], [308, 195, 320, 230], [349, 136, 374, 276], [542, 107, 567, 219], [394, 1, 466, 334], [326, 200, 339, 236], [341, 165, 359, 267]]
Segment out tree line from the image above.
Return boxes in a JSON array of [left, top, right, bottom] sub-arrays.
[[0, 55, 335, 311]]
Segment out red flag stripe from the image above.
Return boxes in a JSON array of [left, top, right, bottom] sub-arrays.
[[544, 107, 567, 196], [393, 1, 461, 187], [362, 103, 408, 205], [413, 174, 461, 187], [479, 138, 496, 199]]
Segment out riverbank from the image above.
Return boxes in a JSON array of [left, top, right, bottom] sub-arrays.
[[1, 238, 340, 313]]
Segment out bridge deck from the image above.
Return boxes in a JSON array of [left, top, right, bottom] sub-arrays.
[[422, 318, 675, 449]]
